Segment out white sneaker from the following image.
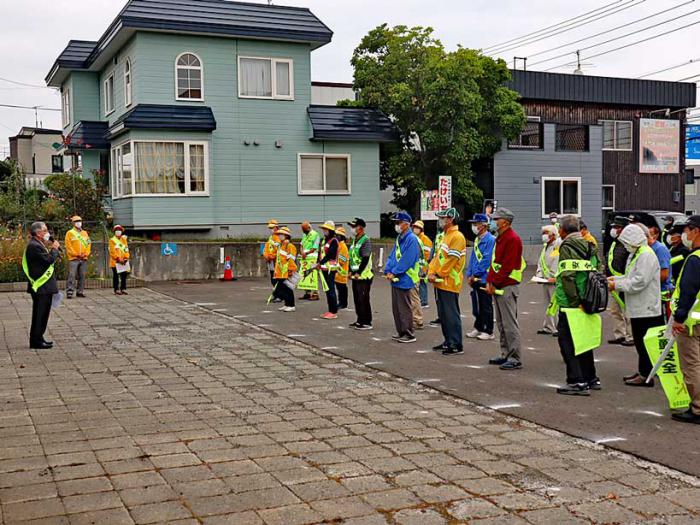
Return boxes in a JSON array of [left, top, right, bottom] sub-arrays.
[[278, 306, 287, 311], [466, 329, 481, 338], [477, 332, 495, 341], [282, 306, 296, 312]]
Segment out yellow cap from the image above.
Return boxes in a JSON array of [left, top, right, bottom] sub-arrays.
[[71, 215, 82, 222], [267, 219, 279, 228], [320, 220, 336, 232], [277, 226, 292, 237], [336, 226, 347, 237], [412, 220, 425, 230]]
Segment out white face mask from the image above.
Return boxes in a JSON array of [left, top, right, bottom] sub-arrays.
[[550, 217, 558, 224], [74, 222, 82, 229], [542, 234, 550, 243], [610, 228, 619, 239], [438, 218, 447, 229], [115, 231, 122, 237], [42, 232, 51, 242], [471, 225, 480, 235], [682, 231, 694, 249], [394, 224, 403, 235]]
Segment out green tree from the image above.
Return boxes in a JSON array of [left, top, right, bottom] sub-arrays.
[[347, 24, 526, 212], [44, 169, 108, 223]]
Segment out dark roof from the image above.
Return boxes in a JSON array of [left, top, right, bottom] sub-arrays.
[[110, 104, 216, 136], [47, 0, 332, 84], [508, 70, 696, 109], [66, 121, 110, 150], [307, 105, 399, 143]]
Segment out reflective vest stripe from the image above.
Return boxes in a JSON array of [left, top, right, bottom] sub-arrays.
[[671, 249, 700, 332], [349, 235, 373, 279], [607, 241, 623, 277], [111, 237, 128, 253], [670, 254, 685, 265], [22, 249, 54, 293], [557, 259, 595, 273], [395, 237, 420, 284], [491, 249, 526, 283], [474, 237, 483, 262], [70, 230, 90, 248], [539, 243, 551, 278], [436, 242, 465, 288]]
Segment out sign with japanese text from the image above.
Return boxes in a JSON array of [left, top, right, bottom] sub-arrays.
[[686, 124, 700, 166], [639, 118, 680, 174], [644, 326, 691, 410], [420, 176, 452, 220]]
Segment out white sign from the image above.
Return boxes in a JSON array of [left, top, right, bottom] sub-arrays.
[[421, 176, 452, 220], [640, 118, 680, 174]]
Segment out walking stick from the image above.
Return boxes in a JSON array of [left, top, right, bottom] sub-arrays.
[[647, 298, 700, 382]]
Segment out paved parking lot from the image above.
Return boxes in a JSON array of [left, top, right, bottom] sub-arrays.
[[1, 288, 699, 524]]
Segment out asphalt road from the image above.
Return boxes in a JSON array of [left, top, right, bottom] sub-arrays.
[[152, 274, 700, 477]]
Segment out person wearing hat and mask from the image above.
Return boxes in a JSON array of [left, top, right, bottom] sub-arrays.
[[412, 220, 433, 309], [537, 225, 561, 336], [668, 223, 690, 284], [24, 222, 61, 349], [549, 212, 560, 230], [670, 215, 700, 424], [272, 227, 298, 312], [465, 213, 495, 341], [428, 208, 467, 355], [385, 211, 421, 343], [316, 221, 340, 319], [64, 215, 91, 299], [109, 225, 130, 295], [662, 214, 675, 248], [299, 221, 321, 301], [335, 227, 350, 310], [606, 215, 634, 346], [608, 223, 663, 387], [263, 220, 282, 288], [347, 218, 374, 330], [486, 208, 526, 370]]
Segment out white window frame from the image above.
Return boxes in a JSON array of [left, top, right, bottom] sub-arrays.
[[111, 139, 210, 199], [124, 58, 132, 107], [61, 88, 71, 128], [175, 52, 204, 102], [297, 153, 351, 196], [602, 184, 616, 210], [599, 120, 633, 151], [104, 73, 115, 116], [238, 56, 294, 101], [541, 177, 581, 218]]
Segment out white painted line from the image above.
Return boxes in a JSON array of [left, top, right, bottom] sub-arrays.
[[364, 361, 383, 365], [258, 324, 271, 327], [178, 304, 197, 308], [521, 311, 530, 315], [490, 403, 522, 410], [371, 337, 383, 342], [261, 310, 273, 314], [287, 334, 307, 337], [233, 315, 249, 318], [539, 383, 561, 389], [415, 350, 431, 354], [464, 365, 485, 369], [212, 309, 228, 312], [529, 301, 539, 305], [416, 378, 441, 383], [336, 326, 346, 330], [195, 302, 217, 306], [594, 437, 627, 445], [419, 410, 430, 414], [526, 346, 536, 350], [321, 346, 338, 350], [635, 410, 665, 418]]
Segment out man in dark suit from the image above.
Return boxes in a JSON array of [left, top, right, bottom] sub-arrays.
[[23, 222, 60, 349]]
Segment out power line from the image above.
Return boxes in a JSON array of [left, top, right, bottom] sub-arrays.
[[530, 6, 700, 67], [0, 103, 61, 111], [543, 16, 700, 72], [639, 56, 700, 78], [527, 0, 694, 60], [0, 76, 51, 89], [677, 73, 700, 81], [486, 0, 646, 56], [483, 0, 627, 52]]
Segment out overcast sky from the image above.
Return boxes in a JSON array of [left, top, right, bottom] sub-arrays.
[[2, 0, 699, 155]]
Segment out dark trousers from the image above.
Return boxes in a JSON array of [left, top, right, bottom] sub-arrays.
[[273, 279, 295, 307], [470, 282, 493, 335], [437, 289, 462, 349], [322, 271, 338, 313], [352, 278, 373, 325], [29, 293, 53, 346], [391, 287, 414, 337], [336, 282, 348, 309], [112, 268, 127, 291], [558, 313, 597, 384], [631, 315, 665, 377], [269, 270, 275, 286]]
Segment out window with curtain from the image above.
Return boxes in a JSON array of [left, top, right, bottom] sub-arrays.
[[298, 154, 350, 195], [239, 57, 293, 99], [542, 178, 580, 217], [176, 53, 203, 100], [124, 58, 132, 106]]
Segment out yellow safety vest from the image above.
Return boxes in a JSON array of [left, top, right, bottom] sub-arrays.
[[607, 240, 624, 277], [349, 235, 373, 279], [22, 247, 55, 293], [671, 249, 700, 333], [395, 236, 420, 285], [491, 250, 526, 283]]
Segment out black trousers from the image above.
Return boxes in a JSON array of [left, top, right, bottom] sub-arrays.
[[336, 282, 348, 309], [352, 278, 373, 325], [112, 268, 127, 291], [558, 313, 597, 385], [470, 282, 494, 335], [322, 271, 338, 313], [29, 293, 53, 346], [631, 315, 665, 377], [437, 289, 462, 349], [269, 270, 275, 286], [272, 279, 295, 307]]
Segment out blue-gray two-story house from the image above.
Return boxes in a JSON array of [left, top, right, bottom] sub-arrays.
[[46, 0, 396, 237]]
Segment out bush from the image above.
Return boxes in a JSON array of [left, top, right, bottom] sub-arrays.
[[44, 170, 107, 223]]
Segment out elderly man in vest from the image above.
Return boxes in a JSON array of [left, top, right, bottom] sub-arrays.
[[537, 225, 561, 336], [263, 220, 281, 288], [671, 215, 700, 424], [466, 213, 495, 341], [606, 215, 634, 346], [348, 217, 374, 330], [428, 208, 467, 355], [24, 222, 61, 349], [385, 211, 421, 343], [299, 221, 321, 301], [64, 215, 91, 298], [486, 208, 526, 370]]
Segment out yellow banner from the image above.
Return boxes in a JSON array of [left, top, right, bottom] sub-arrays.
[[562, 308, 601, 355], [644, 327, 691, 410]]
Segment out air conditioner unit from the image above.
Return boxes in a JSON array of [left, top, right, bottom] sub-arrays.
[[673, 191, 681, 203]]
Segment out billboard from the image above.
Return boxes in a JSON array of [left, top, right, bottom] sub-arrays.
[[639, 118, 680, 174], [420, 176, 452, 220], [686, 124, 700, 166]]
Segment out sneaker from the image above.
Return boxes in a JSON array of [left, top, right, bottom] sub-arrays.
[[489, 357, 507, 365], [278, 305, 287, 311], [432, 343, 448, 351], [623, 372, 640, 382], [625, 375, 654, 387], [355, 324, 373, 331], [321, 312, 338, 320], [621, 340, 636, 347], [588, 378, 602, 390], [76, 293, 86, 298], [477, 333, 495, 341], [421, 304, 429, 309], [556, 383, 591, 396], [391, 334, 402, 340], [441, 347, 464, 356], [66, 294, 73, 299], [428, 319, 441, 327], [348, 322, 361, 328], [671, 409, 700, 424], [537, 329, 553, 335], [466, 329, 481, 338], [397, 335, 417, 344], [499, 361, 523, 370], [281, 306, 296, 312]]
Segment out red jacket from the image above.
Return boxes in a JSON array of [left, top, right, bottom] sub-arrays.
[[486, 227, 523, 288]]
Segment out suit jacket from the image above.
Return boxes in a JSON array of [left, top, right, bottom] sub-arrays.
[[25, 238, 59, 295]]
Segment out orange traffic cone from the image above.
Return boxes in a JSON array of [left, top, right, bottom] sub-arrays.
[[220, 255, 236, 281]]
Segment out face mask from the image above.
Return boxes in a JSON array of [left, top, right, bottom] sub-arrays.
[[115, 231, 122, 237], [489, 222, 498, 234], [42, 232, 51, 242], [438, 219, 447, 230], [542, 234, 550, 243], [471, 225, 480, 235], [610, 229, 619, 239], [550, 217, 558, 224], [682, 231, 694, 249], [394, 224, 403, 235], [74, 222, 82, 229]]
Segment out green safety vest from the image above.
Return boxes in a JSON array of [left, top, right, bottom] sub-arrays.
[[70, 228, 91, 248], [607, 240, 624, 277], [436, 238, 465, 288], [539, 243, 553, 278], [557, 258, 595, 274], [395, 235, 420, 285], [22, 247, 55, 293], [671, 249, 700, 333], [670, 254, 685, 266], [474, 237, 483, 263], [301, 230, 320, 260], [349, 235, 373, 279], [491, 250, 526, 283]]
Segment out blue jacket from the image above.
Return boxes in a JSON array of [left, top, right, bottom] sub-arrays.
[[385, 230, 421, 289], [466, 232, 495, 282]]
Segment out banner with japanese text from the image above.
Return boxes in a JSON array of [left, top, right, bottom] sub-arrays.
[[644, 326, 691, 410], [420, 176, 452, 220]]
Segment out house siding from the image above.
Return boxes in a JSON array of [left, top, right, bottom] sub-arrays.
[[494, 123, 603, 244], [67, 72, 101, 126]]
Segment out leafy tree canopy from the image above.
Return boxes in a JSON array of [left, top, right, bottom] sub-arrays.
[[347, 24, 526, 212]]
